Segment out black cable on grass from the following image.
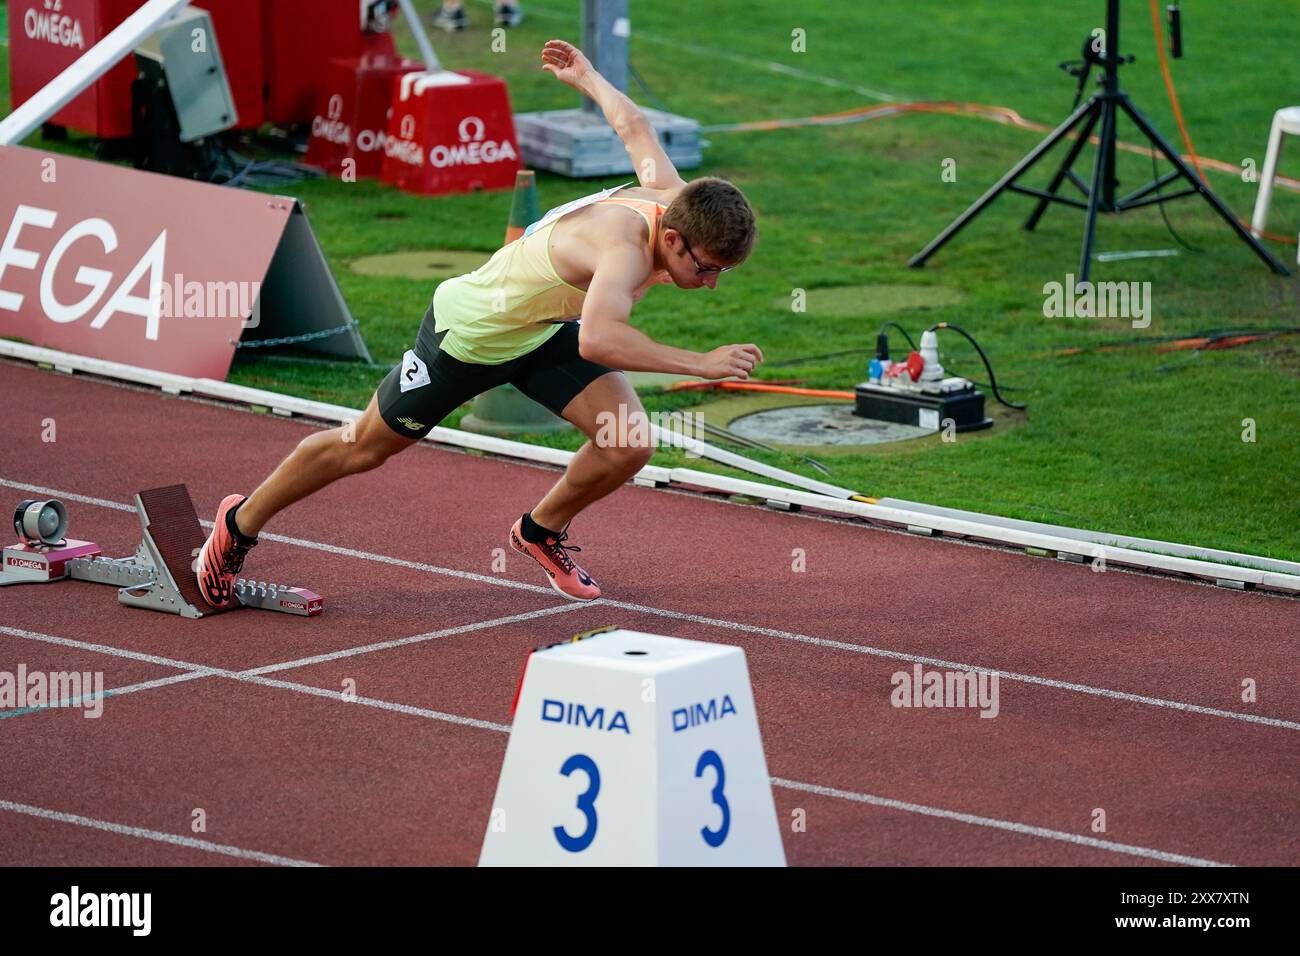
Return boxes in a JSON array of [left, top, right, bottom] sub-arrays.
[[767, 325, 919, 368], [928, 323, 1027, 410], [1151, 146, 1202, 253], [765, 349, 870, 368], [879, 321, 919, 352]]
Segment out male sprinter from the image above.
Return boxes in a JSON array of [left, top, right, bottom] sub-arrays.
[[196, 39, 762, 606]]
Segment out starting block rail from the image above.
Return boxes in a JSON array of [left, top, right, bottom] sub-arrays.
[[1, 485, 322, 619]]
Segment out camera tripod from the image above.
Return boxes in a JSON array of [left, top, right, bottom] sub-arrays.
[[908, 0, 1290, 284]]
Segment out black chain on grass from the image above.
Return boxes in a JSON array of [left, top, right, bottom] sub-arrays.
[[231, 321, 361, 349]]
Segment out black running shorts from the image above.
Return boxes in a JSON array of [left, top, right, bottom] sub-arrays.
[[376, 302, 617, 440]]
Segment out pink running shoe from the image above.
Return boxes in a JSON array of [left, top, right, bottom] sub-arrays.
[[195, 494, 257, 608], [510, 517, 601, 601]]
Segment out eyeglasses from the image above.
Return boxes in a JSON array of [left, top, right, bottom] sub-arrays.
[[680, 235, 734, 276]]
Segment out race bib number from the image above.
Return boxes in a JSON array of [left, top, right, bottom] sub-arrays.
[[399, 350, 430, 392]]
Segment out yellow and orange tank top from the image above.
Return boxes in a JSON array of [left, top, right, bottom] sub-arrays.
[[431, 182, 668, 364]]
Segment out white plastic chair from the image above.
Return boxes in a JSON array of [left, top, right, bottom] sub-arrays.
[[1250, 106, 1300, 263]]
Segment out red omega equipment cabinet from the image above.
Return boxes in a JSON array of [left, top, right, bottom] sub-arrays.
[[261, 0, 363, 126], [304, 54, 425, 179], [380, 69, 521, 196], [8, 0, 143, 139], [7, 0, 266, 138]]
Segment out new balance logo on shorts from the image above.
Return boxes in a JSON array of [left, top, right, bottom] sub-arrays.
[[397, 417, 426, 431], [399, 350, 430, 393]]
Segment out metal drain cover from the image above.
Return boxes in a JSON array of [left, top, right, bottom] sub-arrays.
[[349, 250, 491, 281], [728, 404, 932, 446]]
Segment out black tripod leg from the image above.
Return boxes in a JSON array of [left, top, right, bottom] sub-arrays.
[[1077, 99, 1117, 286], [1025, 103, 1103, 231], [909, 96, 1100, 268], [1118, 95, 1291, 276]]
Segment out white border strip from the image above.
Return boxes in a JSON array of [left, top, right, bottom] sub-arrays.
[[661, 467, 1300, 593], [878, 498, 1300, 578], [2, 341, 1296, 594]]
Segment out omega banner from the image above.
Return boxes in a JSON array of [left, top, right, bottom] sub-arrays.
[[0, 146, 371, 380]]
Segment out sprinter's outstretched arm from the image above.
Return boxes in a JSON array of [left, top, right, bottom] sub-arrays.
[[579, 242, 762, 379], [540, 38, 685, 190]]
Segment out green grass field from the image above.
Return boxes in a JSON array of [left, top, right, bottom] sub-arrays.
[[3, 0, 1298, 559]]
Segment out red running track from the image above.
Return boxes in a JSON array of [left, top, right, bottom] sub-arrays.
[[1, 359, 1297, 866]]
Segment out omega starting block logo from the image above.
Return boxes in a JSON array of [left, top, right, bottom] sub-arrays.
[[384, 115, 518, 170], [383, 115, 424, 167], [309, 95, 390, 155], [22, 1, 86, 50], [311, 95, 353, 148], [432, 116, 518, 169]]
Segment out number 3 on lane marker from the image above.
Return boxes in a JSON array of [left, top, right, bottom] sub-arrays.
[[553, 753, 600, 853], [553, 750, 731, 853], [696, 749, 730, 848]]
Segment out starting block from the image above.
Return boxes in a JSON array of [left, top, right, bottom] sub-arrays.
[[479, 627, 786, 866], [0, 485, 322, 619]]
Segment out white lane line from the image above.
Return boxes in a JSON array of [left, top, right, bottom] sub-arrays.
[[636, 32, 900, 102], [238, 674, 511, 734], [591, 600, 1300, 732], [771, 778, 1232, 867], [468, 0, 900, 102], [0, 624, 510, 731], [0, 478, 135, 512], [0, 672, 209, 719], [2, 479, 1295, 732], [253, 529, 556, 596], [0, 607, 563, 729], [242, 601, 587, 675], [0, 624, 510, 733], [0, 626, 228, 673], [0, 799, 323, 866], [0, 627, 1240, 865]]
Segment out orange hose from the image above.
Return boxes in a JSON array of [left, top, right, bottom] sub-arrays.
[[1046, 330, 1293, 359], [668, 381, 856, 399], [715, 98, 1299, 246], [1154, 333, 1276, 353]]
